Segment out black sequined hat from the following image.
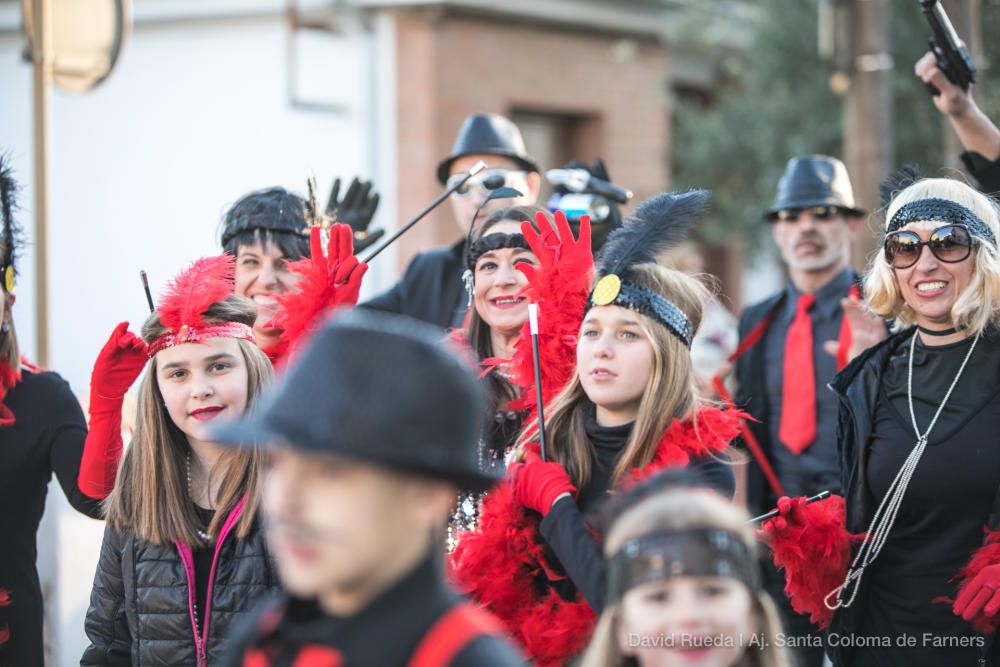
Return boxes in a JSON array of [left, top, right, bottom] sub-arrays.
[[589, 190, 710, 347]]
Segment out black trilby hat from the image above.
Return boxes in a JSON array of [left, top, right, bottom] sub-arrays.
[[764, 155, 865, 220], [436, 113, 540, 185], [212, 310, 497, 493]]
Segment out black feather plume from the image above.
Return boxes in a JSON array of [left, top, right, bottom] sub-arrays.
[[596, 189, 710, 279], [879, 164, 923, 212], [0, 154, 23, 277]]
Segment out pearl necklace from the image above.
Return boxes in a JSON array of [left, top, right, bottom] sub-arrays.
[[185, 451, 213, 544], [826, 330, 981, 610]]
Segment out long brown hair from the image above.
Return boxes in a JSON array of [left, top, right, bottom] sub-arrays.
[[579, 489, 790, 667], [518, 264, 708, 488], [104, 295, 271, 545]]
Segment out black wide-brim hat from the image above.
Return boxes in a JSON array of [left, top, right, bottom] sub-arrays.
[[764, 155, 866, 220], [211, 310, 498, 493], [436, 113, 540, 185]]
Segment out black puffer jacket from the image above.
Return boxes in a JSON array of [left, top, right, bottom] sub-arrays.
[[81, 502, 278, 667]]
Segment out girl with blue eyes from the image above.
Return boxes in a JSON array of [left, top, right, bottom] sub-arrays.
[[82, 256, 279, 667], [451, 192, 744, 666]]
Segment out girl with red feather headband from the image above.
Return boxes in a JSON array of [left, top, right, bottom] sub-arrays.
[[449, 191, 745, 666], [81, 254, 279, 666], [80, 226, 366, 666]]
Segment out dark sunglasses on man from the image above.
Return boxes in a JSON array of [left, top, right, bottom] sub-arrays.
[[446, 169, 526, 197], [768, 205, 847, 223], [883, 224, 976, 269]]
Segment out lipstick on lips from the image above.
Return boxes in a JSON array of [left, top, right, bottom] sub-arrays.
[[189, 406, 224, 421]]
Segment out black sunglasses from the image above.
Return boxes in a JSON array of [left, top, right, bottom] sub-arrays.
[[883, 224, 975, 269], [770, 206, 843, 223]]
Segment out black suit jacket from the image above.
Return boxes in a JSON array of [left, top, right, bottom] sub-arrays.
[[362, 240, 468, 330], [733, 292, 787, 516]]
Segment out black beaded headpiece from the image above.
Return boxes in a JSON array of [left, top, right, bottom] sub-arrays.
[[607, 529, 760, 603], [465, 232, 531, 271], [588, 189, 710, 348], [887, 197, 997, 247]]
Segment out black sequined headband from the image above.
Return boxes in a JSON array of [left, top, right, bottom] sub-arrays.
[[887, 197, 997, 247], [607, 529, 760, 603], [587, 275, 693, 348], [465, 232, 531, 271]]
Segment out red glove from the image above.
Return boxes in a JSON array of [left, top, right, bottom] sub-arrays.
[[270, 225, 368, 361], [508, 445, 577, 517], [954, 563, 1000, 622], [759, 495, 809, 541], [516, 210, 592, 287], [78, 322, 148, 499]]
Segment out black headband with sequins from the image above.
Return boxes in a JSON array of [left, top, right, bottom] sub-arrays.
[[586, 275, 693, 348], [887, 197, 997, 247], [607, 529, 760, 602], [465, 232, 531, 271]]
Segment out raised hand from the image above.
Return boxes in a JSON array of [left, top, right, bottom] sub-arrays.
[[91, 322, 148, 406], [325, 176, 383, 254]]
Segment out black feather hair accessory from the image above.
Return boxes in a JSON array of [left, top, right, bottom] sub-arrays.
[[878, 164, 923, 213], [587, 189, 710, 348], [0, 154, 24, 293], [596, 188, 710, 280]]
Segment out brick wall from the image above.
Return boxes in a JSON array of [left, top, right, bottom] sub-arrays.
[[392, 8, 670, 272]]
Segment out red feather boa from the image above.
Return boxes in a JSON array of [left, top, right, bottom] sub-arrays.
[[486, 240, 593, 421], [0, 586, 9, 646], [449, 405, 742, 665], [759, 494, 858, 629]]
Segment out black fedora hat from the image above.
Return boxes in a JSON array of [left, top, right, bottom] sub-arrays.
[[764, 155, 865, 220], [436, 113, 540, 185], [211, 310, 497, 493]]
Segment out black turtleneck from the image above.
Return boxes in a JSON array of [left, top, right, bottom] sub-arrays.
[[222, 550, 524, 667], [538, 410, 735, 614]]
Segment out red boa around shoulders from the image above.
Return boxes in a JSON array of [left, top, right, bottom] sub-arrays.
[[449, 404, 742, 665]]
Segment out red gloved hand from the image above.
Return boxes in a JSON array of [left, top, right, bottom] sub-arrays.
[[508, 445, 577, 517], [268, 225, 369, 363], [758, 496, 809, 542], [954, 563, 1000, 622], [89, 322, 148, 411], [79, 322, 148, 499], [516, 211, 592, 286]]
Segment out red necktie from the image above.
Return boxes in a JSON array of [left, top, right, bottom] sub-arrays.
[[779, 293, 816, 455]]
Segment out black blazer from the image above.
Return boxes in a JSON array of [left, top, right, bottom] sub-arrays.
[[362, 240, 468, 330]]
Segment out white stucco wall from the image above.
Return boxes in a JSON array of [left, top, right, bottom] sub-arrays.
[[0, 1, 397, 662]]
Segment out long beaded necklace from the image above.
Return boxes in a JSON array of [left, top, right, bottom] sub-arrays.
[[826, 330, 981, 610], [185, 451, 213, 544]]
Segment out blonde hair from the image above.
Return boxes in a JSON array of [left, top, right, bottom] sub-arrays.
[[865, 177, 1000, 334], [518, 265, 709, 488], [105, 295, 271, 545], [580, 489, 790, 667]]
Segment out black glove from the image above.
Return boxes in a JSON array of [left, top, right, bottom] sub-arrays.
[[560, 158, 623, 253], [326, 176, 383, 254]]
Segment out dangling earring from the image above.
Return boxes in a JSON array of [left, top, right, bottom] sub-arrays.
[[1, 321, 9, 335], [462, 269, 474, 307]]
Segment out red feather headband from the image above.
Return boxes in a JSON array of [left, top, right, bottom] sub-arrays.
[[147, 255, 255, 357]]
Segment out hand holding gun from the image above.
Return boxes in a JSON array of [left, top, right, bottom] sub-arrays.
[[920, 0, 976, 96]]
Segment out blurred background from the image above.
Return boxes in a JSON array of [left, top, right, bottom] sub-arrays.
[[1, 0, 999, 663]]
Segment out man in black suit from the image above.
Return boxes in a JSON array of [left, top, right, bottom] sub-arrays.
[[364, 113, 540, 329]]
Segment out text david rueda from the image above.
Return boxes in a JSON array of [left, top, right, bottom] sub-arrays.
[[628, 633, 986, 650]]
